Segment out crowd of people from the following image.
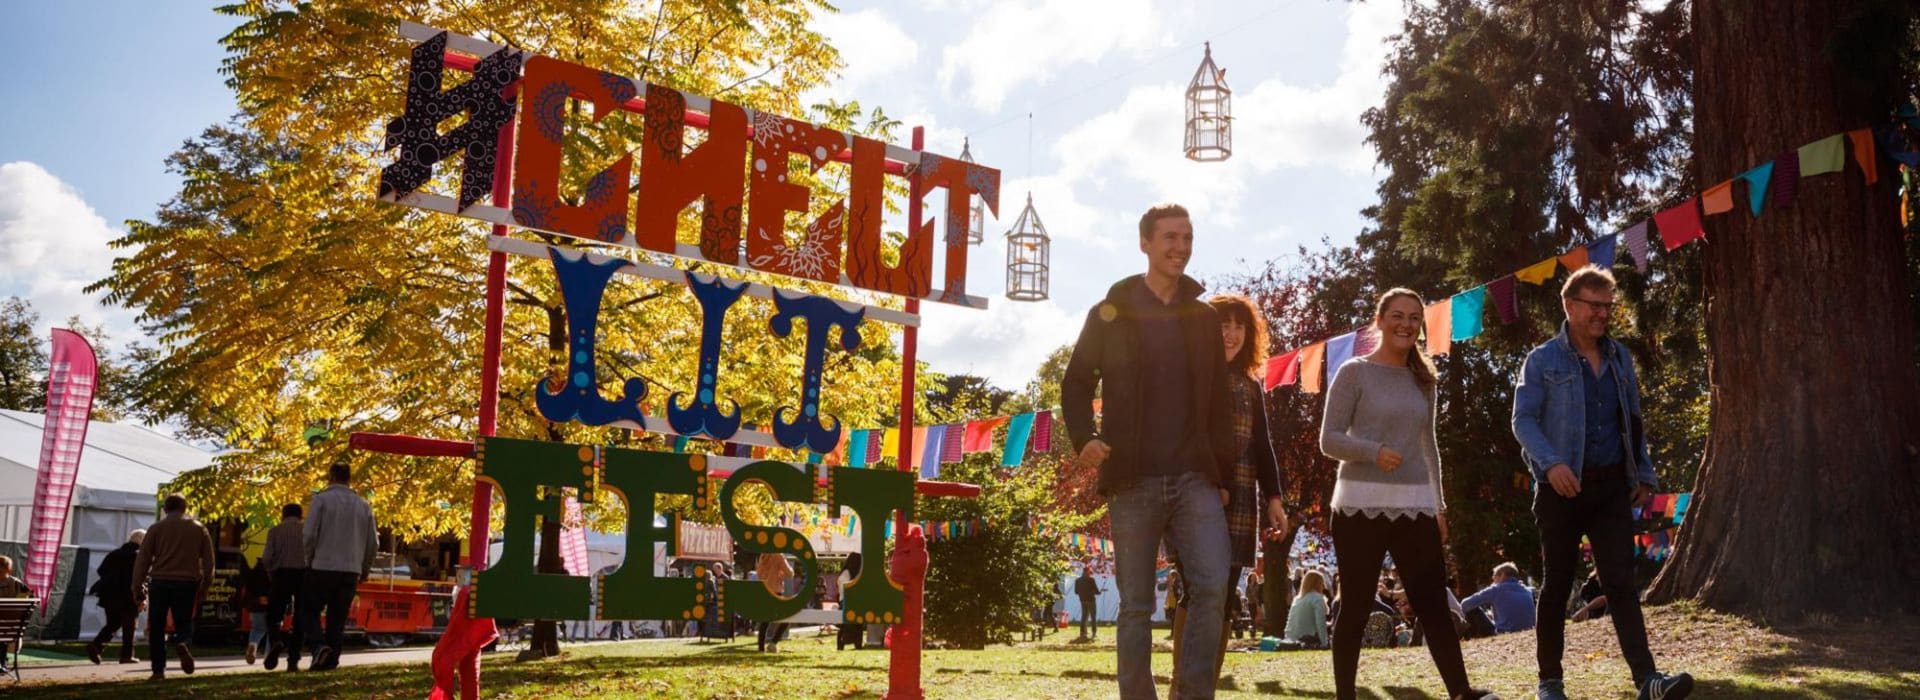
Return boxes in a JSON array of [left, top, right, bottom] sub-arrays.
[[1061, 203, 1694, 700], [65, 459, 378, 680]]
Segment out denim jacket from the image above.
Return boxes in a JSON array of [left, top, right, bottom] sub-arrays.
[[1511, 323, 1656, 489]]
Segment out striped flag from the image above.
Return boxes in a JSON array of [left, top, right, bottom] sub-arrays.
[[27, 329, 97, 612], [939, 423, 964, 463]]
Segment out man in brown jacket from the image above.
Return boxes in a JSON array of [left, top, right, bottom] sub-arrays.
[[132, 493, 215, 680]]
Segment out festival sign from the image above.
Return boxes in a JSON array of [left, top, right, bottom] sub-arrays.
[[371, 21, 996, 641]]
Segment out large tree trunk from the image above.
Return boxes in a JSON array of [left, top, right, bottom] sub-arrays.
[[523, 304, 570, 659], [1650, 0, 1920, 621]]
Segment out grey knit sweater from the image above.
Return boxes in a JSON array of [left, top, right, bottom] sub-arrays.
[[1319, 358, 1445, 520]]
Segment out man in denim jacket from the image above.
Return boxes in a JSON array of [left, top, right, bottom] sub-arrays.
[[1512, 266, 1692, 700]]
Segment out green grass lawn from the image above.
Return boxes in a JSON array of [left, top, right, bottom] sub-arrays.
[[6, 604, 1916, 699]]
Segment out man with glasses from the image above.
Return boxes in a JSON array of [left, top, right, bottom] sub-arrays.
[[1512, 265, 1692, 700]]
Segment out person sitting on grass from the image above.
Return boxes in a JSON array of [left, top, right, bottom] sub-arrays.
[[1461, 562, 1537, 636], [1284, 569, 1330, 649]]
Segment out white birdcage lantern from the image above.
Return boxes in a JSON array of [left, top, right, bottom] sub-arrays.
[[1185, 42, 1232, 162], [1004, 193, 1050, 301], [959, 138, 986, 245]]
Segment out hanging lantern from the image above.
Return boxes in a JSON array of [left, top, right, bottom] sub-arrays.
[[959, 138, 986, 245], [1184, 42, 1232, 162], [1004, 193, 1050, 301]]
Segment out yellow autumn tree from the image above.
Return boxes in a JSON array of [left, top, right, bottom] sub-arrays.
[[93, 0, 937, 539]]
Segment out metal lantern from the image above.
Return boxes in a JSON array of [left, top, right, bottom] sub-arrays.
[[1004, 193, 1050, 301], [1184, 42, 1232, 162], [959, 138, 986, 245]]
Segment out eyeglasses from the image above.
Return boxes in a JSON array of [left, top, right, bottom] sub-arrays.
[[1569, 297, 1617, 313]]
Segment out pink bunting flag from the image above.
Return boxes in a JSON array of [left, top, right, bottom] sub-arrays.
[[1031, 410, 1054, 453], [1264, 348, 1301, 390], [1654, 198, 1706, 251], [940, 423, 965, 463], [1623, 222, 1651, 272], [1488, 275, 1519, 325]]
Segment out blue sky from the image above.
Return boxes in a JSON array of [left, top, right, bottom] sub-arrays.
[[0, 1, 1397, 389]]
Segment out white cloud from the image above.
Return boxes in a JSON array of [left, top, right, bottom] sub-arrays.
[[812, 9, 920, 102], [0, 162, 137, 340], [916, 295, 1082, 389], [938, 0, 1166, 112]]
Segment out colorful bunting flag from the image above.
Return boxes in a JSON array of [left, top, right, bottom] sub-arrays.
[[941, 422, 966, 462], [1515, 257, 1558, 285], [1739, 161, 1774, 216], [1353, 325, 1379, 357], [1002, 413, 1036, 467], [848, 430, 870, 468], [1701, 180, 1736, 216], [1773, 150, 1800, 207], [1557, 246, 1590, 273], [866, 430, 883, 463], [1623, 222, 1651, 272], [1031, 411, 1053, 453], [920, 424, 945, 477], [1654, 197, 1705, 251], [1847, 128, 1878, 185], [1488, 275, 1519, 325], [1798, 133, 1846, 176], [1425, 300, 1452, 356], [882, 428, 899, 460], [1588, 235, 1618, 269], [1450, 287, 1487, 342], [1299, 342, 1327, 394], [963, 416, 1009, 453], [1325, 332, 1357, 386], [909, 426, 929, 469], [1264, 348, 1301, 390]]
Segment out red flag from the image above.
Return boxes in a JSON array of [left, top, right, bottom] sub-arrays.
[[962, 416, 1009, 453], [1654, 198, 1706, 251], [28, 329, 97, 612], [429, 585, 498, 700], [1263, 349, 1301, 391]]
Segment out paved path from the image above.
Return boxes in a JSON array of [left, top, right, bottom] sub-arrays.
[[12, 644, 440, 686]]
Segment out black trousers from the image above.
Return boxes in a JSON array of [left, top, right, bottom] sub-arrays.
[[146, 578, 199, 675], [1078, 596, 1097, 637], [1330, 512, 1471, 700], [294, 570, 359, 656], [757, 620, 788, 650], [91, 599, 138, 659], [1535, 471, 1655, 683], [267, 568, 304, 660]]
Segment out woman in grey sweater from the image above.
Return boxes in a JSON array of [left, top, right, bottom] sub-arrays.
[[1320, 288, 1495, 700]]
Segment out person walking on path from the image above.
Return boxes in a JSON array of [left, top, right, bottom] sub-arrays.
[[295, 460, 377, 672], [1063, 202, 1237, 700], [1320, 288, 1497, 700], [131, 493, 215, 680], [260, 503, 306, 671], [755, 552, 794, 652], [86, 530, 144, 665], [1513, 265, 1693, 700]]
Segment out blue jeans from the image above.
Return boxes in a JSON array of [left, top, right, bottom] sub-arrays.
[[1111, 471, 1230, 700], [248, 611, 269, 653]]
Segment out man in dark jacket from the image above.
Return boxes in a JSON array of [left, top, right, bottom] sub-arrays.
[[260, 503, 306, 671], [1063, 203, 1234, 700], [86, 529, 145, 664], [1074, 565, 1103, 640]]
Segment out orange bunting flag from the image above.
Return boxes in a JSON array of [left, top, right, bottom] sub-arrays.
[[1298, 342, 1327, 394], [1425, 299, 1453, 356], [1557, 246, 1590, 273], [1515, 257, 1558, 285], [1848, 128, 1879, 186], [1701, 180, 1736, 216]]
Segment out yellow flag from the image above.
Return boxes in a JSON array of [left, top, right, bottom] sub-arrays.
[[1515, 257, 1558, 285]]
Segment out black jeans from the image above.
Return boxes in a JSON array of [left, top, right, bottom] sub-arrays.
[[146, 578, 199, 675], [1535, 470, 1655, 683], [267, 568, 304, 660], [1330, 512, 1472, 700], [757, 621, 788, 650], [295, 570, 359, 657], [1078, 596, 1097, 637], [91, 600, 137, 659]]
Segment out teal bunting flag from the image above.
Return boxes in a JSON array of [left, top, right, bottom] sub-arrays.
[[1002, 413, 1036, 467], [1740, 161, 1774, 216], [1450, 287, 1487, 342], [848, 429, 870, 468]]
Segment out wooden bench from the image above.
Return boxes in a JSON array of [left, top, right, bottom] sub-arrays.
[[0, 598, 34, 682]]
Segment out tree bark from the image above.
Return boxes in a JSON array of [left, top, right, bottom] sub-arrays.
[[1650, 0, 1920, 622], [525, 304, 569, 659]]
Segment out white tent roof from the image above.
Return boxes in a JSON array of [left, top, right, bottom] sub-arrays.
[[0, 409, 213, 510]]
